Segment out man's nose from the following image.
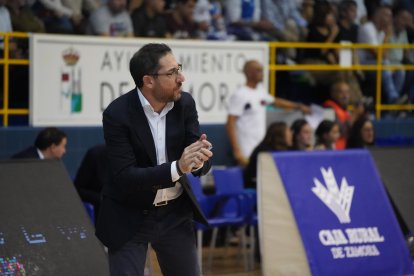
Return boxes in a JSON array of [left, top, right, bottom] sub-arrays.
[[177, 72, 185, 82]]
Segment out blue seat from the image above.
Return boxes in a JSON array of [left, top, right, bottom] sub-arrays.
[[83, 202, 95, 224], [212, 167, 261, 270], [244, 189, 258, 270], [187, 173, 247, 272], [212, 166, 245, 195], [212, 167, 253, 271]]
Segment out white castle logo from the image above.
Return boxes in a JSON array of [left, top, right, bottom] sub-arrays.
[[312, 167, 355, 223]]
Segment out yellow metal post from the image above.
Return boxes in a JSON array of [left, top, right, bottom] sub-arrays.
[[0, 32, 30, 127], [269, 45, 277, 97], [3, 33, 9, 126], [375, 46, 383, 119]]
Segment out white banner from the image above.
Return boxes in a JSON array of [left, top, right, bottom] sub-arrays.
[[30, 34, 268, 126]]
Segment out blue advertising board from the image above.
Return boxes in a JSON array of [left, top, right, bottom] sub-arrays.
[[272, 149, 413, 276]]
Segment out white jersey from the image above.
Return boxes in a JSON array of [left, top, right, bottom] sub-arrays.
[[227, 85, 274, 158]]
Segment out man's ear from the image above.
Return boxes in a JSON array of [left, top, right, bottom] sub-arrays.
[[143, 75, 154, 89]]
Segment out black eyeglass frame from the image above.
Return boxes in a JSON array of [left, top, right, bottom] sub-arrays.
[[148, 64, 183, 78]]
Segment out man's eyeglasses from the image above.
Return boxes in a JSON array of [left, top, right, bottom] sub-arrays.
[[149, 64, 182, 78]]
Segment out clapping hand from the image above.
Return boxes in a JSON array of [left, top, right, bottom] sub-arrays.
[[178, 134, 213, 174]]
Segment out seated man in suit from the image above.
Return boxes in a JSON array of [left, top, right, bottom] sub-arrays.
[[74, 144, 108, 223], [11, 127, 67, 159]]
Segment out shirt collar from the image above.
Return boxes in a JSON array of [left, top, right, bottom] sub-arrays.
[[136, 87, 174, 116], [37, 148, 45, 159]]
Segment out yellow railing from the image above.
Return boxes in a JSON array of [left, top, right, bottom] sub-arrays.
[[0, 35, 413, 125], [0, 32, 30, 127], [268, 42, 414, 119]]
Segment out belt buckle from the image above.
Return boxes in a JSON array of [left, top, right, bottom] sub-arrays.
[[155, 200, 168, 207]]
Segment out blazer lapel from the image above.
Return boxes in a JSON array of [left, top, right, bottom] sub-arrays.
[[128, 91, 157, 165], [166, 108, 179, 161]]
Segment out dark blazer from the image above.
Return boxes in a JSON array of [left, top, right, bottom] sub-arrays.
[[11, 146, 40, 159], [74, 144, 109, 220], [96, 89, 210, 251]]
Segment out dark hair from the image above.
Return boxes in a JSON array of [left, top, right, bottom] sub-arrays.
[[312, 0, 333, 27], [34, 127, 67, 150], [346, 116, 374, 148], [243, 122, 289, 189], [175, 0, 193, 4], [291, 119, 309, 150], [393, 5, 409, 17], [315, 120, 336, 148], [365, 1, 392, 20], [338, 0, 357, 19], [260, 122, 289, 151], [129, 43, 172, 88]]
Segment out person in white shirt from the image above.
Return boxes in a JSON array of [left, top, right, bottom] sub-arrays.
[[87, 0, 133, 36], [357, 4, 403, 104], [226, 59, 310, 166]]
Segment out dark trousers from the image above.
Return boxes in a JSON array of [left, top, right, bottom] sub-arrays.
[[108, 195, 200, 276]]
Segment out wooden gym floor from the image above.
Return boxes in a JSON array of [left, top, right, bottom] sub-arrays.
[[147, 245, 261, 275]]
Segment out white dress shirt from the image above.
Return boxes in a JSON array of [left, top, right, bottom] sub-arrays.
[[137, 89, 183, 205], [37, 148, 45, 159]]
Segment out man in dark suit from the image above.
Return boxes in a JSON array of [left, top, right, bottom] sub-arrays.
[[11, 127, 67, 159], [74, 144, 109, 224], [96, 43, 213, 276]]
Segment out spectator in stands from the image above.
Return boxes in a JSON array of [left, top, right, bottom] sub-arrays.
[[261, 0, 308, 42], [226, 59, 310, 166], [31, 0, 76, 33], [0, 0, 11, 101], [7, 0, 45, 33], [388, 7, 413, 103], [323, 80, 364, 149], [131, 0, 170, 38], [346, 116, 374, 148], [193, 0, 230, 40], [164, 0, 198, 39], [290, 118, 313, 151], [303, 1, 338, 64], [357, 4, 405, 104], [301, 0, 341, 101], [399, 0, 414, 16], [363, 0, 381, 20], [0, 0, 12, 34], [74, 144, 108, 224], [355, 0, 367, 23], [0, 0, 12, 54], [87, 0, 133, 37], [128, 0, 142, 13], [243, 121, 292, 189], [336, 0, 359, 43], [314, 119, 340, 150], [61, 0, 100, 34], [330, 0, 364, 18], [403, 10, 414, 104], [335, 0, 364, 104], [11, 127, 67, 159], [192, 0, 210, 39], [299, 0, 314, 28], [223, 0, 277, 41]]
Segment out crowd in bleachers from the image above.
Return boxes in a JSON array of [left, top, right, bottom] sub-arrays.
[[1, 0, 414, 113], [1, 1, 412, 42]]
